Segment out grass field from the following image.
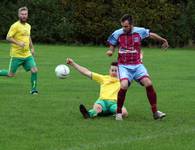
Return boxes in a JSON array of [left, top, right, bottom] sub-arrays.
[[0, 42, 195, 150]]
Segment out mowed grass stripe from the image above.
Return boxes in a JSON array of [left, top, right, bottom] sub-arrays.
[[0, 42, 194, 150]]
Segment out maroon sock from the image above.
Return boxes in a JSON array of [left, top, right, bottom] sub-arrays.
[[117, 88, 127, 113], [146, 85, 157, 113]]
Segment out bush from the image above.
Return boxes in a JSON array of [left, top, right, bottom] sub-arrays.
[[0, 0, 194, 47]]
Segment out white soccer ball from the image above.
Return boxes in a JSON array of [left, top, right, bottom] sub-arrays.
[[55, 64, 70, 79]]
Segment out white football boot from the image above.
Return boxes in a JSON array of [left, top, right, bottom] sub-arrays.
[[115, 113, 123, 121], [153, 110, 166, 120]]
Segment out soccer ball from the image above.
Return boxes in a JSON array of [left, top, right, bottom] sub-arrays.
[[55, 64, 70, 79]]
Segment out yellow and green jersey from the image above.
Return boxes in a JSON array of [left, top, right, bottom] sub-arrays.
[[92, 72, 120, 101], [7, 21, 32, 58]]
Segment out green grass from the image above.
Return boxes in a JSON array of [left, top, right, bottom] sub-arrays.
[[0, 42, 195, 150]]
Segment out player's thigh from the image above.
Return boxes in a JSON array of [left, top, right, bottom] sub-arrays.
[[23, 56, 37, 72], [108, 102, 118, 114], [118, 65, 132, 89], [118, 65, 133, 81], [94, 100, 106, 113], [134, 64, 150, 84], [8, 57, 23, 75]]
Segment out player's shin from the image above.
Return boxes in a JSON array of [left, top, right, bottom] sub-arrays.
[[146, 85, 157, 113], [88, 109, 98, 118], [117, 89, 127, 113], [0, 69, 8, 76], [31, 72, 37, 91]]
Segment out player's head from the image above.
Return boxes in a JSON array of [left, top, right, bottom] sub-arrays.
[[18, 6, 28, 23], [109, 61, 118, 77], [120, 14, 133, 33]]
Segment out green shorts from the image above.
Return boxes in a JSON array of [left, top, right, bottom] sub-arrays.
[[8, 56, 37, 73], [95, 99, 117, 115]]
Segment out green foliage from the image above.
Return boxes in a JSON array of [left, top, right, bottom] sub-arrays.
[[186, 0, 195, 45], [0, 0, 194, 47]]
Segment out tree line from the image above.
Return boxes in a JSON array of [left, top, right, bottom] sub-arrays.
[[0, 0, 194, 47]]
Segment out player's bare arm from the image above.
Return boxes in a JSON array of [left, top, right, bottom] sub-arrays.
[[6, 36, 25, 48], [66, 58, 92, 78], [149, 32, 169, 49], [30, 37, 35, 55], [106, 45, 115, 56]]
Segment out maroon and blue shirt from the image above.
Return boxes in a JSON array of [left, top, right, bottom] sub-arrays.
[[107, 27, 150, 65]]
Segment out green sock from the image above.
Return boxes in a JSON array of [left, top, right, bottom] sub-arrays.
[[0, 69, 8, 76], [31, 72, 37, 91], [88, 109, 98, 118]]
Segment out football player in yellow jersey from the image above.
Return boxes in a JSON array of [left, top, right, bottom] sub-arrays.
[[66, 58, 128, 119], [0, 6, 38, 94]]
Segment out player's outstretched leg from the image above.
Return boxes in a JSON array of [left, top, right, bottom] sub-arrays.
[[79, 103, 103, 119], [116, 88, 127, 120], [30, 66, 38, 94], [30, 72, 38, 94], [146, 85, 166, 120], [0, 69, 8, 76], [116, 80, 128, 120], [79, 104, 90, 119], [141, 77, 166, 120]]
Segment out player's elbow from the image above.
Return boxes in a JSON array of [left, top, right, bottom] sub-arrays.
[[6, 36, 10, 41], [83, 71, 92, 78], [149, 32, 156, 38], [6, 36, 11, 42]]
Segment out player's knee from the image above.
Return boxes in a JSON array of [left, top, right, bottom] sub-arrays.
[[31, 67, 38, 73], [141, 77, 152, 87], [93, 104, 103, 113], [145, 81, 152, 87], [121, 85, 128, 89], [120, 80, 129, 89]]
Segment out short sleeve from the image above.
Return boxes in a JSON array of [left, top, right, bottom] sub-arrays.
[[133, 27, 150, 40], [107, 28, 124, 46], [107, 33, 118, 46], [140, 28, 150, 39], [7, 24, 17, 38], [91, 72, 104, 84]]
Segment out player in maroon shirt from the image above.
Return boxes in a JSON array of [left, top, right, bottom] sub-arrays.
[[107, 14, 169, 120]]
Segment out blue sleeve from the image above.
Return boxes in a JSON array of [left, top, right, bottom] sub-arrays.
[[133, 27, 150, 40], [141, 28, 150, 39], [107, 33, 118, 46], [107, 29, 123, 46]]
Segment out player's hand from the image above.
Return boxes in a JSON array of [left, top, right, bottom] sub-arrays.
[[31, 48, 35, 56], [66, 58, 74, 65], [18, 42, 25, 48], [106, 50, 113, 56], [161, 40, 169, 50]]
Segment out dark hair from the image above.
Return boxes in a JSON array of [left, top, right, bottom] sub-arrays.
[[111, 61, 118, 66], [120, 14, 133, 24]]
